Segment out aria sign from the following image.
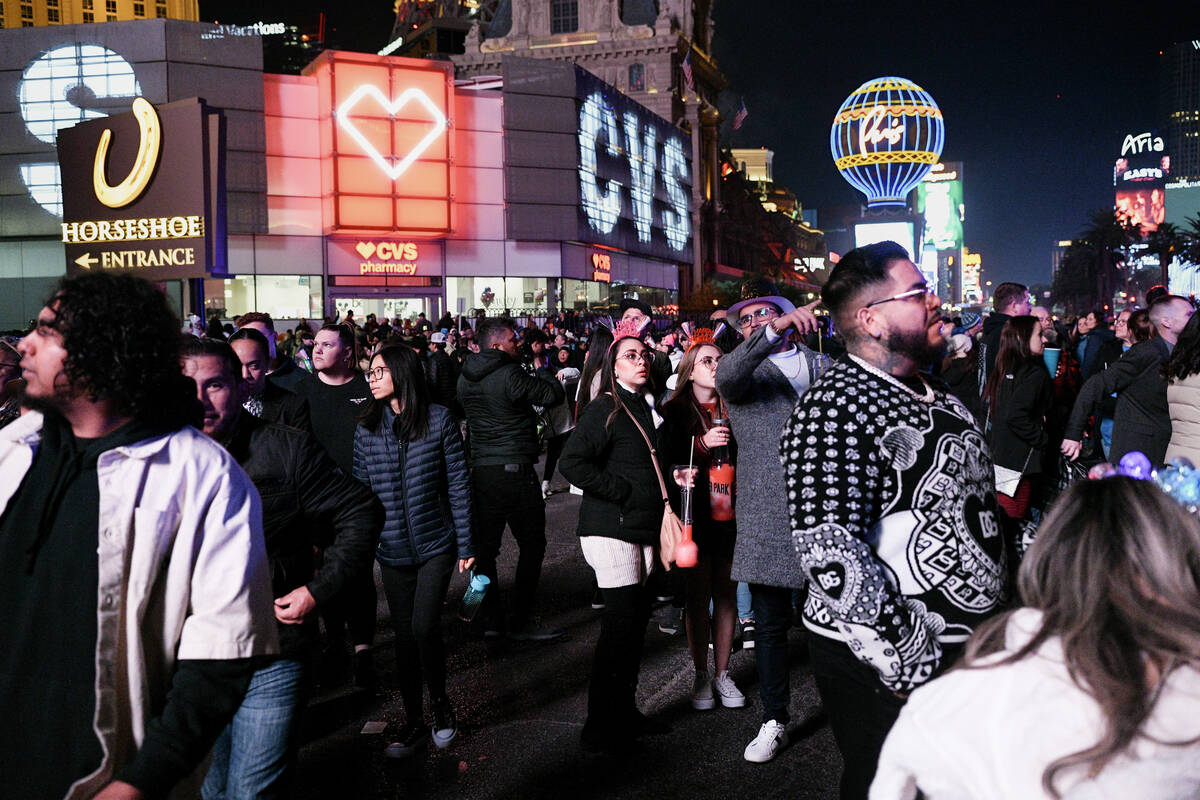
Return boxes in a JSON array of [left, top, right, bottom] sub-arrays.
[[1121, 132, 1164, 156]]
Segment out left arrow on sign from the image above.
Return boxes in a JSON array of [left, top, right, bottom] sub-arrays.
[[75, 253, 99, 270]]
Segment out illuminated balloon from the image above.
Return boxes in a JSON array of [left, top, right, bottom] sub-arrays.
[[1088, 463, 1117, 480], [830, 76, 945, 208], [1118, 451, 1153, 480]]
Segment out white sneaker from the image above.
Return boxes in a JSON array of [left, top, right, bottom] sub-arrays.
[[541, 480, 551, 499], [691, 671, 714, 711], [714, 670, 745, 708], [743, 720, 786, 763]]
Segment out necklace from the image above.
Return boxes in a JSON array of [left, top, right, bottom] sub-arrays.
[[849, 354, 935, 403], [771, 346, 804, 379]]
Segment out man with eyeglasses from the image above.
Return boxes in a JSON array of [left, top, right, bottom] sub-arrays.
[[713, 277, 830, 764], [780, 241, 1004, 799], [457, 318, 566, 641], [180, 337, 381, 800]]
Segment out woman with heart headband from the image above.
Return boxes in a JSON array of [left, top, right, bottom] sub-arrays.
[[559, 315, 673, 753], [658, 323, 747, 712]]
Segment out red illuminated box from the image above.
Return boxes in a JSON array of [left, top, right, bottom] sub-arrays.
[[305, 51, 455, 236]]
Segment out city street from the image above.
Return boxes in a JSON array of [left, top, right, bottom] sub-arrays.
[[292, 464, 841, 800]]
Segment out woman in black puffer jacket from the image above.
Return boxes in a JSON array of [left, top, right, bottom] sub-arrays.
[[559, 323, 668, 754], [982, 316, 1053, 523], [354, 344, 474, 758]]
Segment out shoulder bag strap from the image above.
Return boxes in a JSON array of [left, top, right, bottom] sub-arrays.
[[622, 405, 671, 504]]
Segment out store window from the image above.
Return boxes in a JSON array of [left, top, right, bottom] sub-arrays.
[[550, 0, 576, 34], [446, 277, 550, 317], [202, 276, 323, 321], [628, 63, 644, 92]]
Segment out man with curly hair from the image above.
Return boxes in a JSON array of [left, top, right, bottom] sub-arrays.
[[0, 273, 278, 800]]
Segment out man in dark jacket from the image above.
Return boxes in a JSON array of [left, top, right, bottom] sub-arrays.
[[979, 282, 1031, 385], [1076, 309, 1117, 381], [229, 327, 311, 432], [1062, 295, 1195, 467], [427, 332, 460, 417], [235, 311, 316, 395], [181, 337, 382, 799], [458, 318, 566, 641]]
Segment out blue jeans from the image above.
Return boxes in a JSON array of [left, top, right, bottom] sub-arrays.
[[202, 657, 307, 800], [737, 582, 753, 621], [749, 584, 792, 724], [1100, 417, 1114, 458]]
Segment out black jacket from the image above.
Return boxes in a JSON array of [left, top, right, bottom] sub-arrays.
[[986, 357, 1054, 474], [1095, 336, 1127, 419], [426, 349, 460, 418], [1066, 337, 1172, 466], [980, 312, 1012, 385], [943, 356, 983, 423], [353, 404, 473, 567], [260, 380, 311, 432], [559, 388, 665, 544], [224, 414, 383, 655], [1079, 328, 1117, 381], [457, 350, 564, 466]]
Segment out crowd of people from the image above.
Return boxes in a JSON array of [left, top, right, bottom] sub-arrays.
[[3, 239, 1200, 800]]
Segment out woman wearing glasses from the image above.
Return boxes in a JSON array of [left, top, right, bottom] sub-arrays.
[[560, 319, 670, 754], [661, 328, 746, 712], [353, 344, 475, 758]]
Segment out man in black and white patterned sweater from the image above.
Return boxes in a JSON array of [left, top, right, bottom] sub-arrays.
[[780, 241, 1005, 799]]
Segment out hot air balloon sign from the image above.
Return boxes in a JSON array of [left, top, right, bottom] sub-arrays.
[[830, 77, 944, 208]]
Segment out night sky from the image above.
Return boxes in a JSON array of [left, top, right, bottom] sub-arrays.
[[712, 1, 1200, 287]]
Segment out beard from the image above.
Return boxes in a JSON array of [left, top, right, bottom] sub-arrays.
[[885, 325, 947, 368]]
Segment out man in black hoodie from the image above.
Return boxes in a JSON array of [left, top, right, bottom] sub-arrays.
[[458, 318, 565, 640], [980, 282, 1032, 384]]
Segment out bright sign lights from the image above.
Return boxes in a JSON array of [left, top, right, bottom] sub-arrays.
[[830, 76, 944, 208], [354, 240, 422, 275], [313, 52, 455, 235], [577, 82, 691, 257], [17, 43, 141, 217], [335, 85, 448, 181], [591, 251, 612, 282]]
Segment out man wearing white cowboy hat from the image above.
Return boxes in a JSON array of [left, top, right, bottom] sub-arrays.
[[714, 278, 829, 764]]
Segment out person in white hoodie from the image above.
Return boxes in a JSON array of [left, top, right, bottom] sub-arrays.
[[871, 475, 1200, 800]]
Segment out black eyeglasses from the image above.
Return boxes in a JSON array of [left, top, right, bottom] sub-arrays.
[[365, 366, 387, 382], [865, 286, 934, 308], [737, 307, 779, 327]]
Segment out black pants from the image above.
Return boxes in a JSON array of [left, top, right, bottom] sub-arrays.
[[587, 583, 651, 730], [378, 552, 456, 722], [319, 554, 377, 649], [470, 463, 546, 628], [543, 433, 569, 483], [749, 583, 794, 724], [807, 633, 907, 800]]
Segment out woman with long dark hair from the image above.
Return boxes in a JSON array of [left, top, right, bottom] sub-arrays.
[[575, 326, 614, 418], [354, 344, 474, 759], [982, 315, 1053, 520], [1164, 311, 1200, 465], [661, 330, 744, 712], [873, 477, 1200, 798], [559, 320, 669, 753]]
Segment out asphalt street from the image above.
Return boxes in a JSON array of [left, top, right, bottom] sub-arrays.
[[292, 466, 842, 799]]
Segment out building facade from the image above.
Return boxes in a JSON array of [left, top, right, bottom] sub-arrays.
[[0, 20, 692, 329], [0, 0, 195, 27]]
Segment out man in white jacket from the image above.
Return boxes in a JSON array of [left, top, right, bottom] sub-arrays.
[[0, 274, 277, 800]]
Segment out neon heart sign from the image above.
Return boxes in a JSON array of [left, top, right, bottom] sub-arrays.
[[335, 84, 448, 181]]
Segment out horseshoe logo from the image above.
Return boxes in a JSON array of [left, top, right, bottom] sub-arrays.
[[93, 97, 161, 208]]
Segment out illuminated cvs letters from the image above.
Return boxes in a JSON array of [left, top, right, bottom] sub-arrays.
[[578, 91, 691, 254]]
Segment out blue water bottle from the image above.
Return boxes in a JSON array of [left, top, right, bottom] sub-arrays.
[[458, 571, 491, 621]]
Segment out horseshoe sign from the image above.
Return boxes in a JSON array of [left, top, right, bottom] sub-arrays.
[[92, 97, 162, 209], [57, 97, 226, 280]]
